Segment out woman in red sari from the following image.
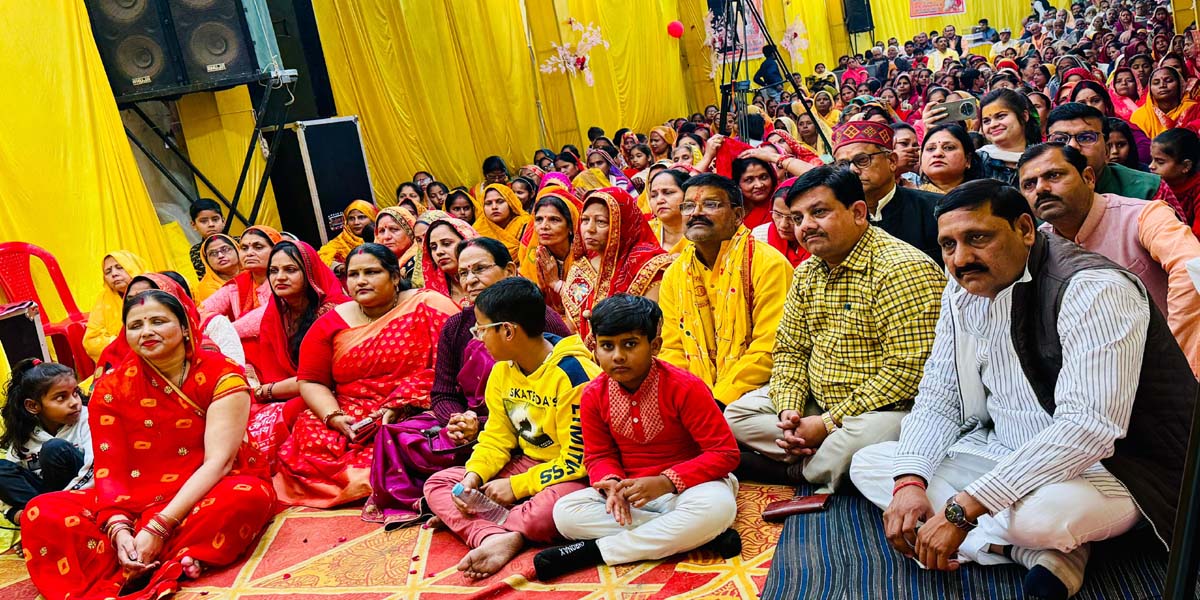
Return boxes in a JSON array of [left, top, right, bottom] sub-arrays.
[[247, 241, 350, 473], [22, 289, 274, 600], [560, 188, 674, 341], [420, 216, 480, 308], [273, 244, 458, 507], [200, 225, 283, 365]]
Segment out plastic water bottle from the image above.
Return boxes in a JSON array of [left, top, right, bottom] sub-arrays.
[[452, 482, 509, 524]]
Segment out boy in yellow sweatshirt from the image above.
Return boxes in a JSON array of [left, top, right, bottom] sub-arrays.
[[424, 278, 601, 580]]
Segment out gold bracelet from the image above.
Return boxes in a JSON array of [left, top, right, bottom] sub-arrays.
[[821, 412, 839, 434], [323, 409, 347, 428]]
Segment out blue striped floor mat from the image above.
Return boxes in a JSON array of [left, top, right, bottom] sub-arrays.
[[761, 489, 1179, 600]]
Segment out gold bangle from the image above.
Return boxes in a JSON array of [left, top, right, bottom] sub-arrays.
[[323, 409, 347, 428]]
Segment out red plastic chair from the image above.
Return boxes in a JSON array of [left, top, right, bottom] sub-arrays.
[[0, 242, 94, 375]]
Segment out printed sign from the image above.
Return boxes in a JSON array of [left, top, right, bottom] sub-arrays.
[[911, 0, 967, 18]]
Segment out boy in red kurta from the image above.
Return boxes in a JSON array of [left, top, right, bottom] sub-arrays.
[[534, 294, 742, 580]]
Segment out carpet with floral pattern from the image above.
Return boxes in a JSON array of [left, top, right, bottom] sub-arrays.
[[0, 482, 792, 599]]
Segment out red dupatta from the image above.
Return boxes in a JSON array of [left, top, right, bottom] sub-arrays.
[[419, 217, 479, 307], [562, 188, 674, 340], [229, 225, 282, 316], [94, 273, 218, 376], [91, 290, 265, 525], [254, 240, 350, 384]]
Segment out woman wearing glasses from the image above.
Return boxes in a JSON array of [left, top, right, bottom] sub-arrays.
[[364, 238, 570, 527], [273, 244, 458, 509], [195, 234, 241, 303]]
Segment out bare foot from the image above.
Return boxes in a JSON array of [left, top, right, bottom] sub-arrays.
[[425, 515, 443, 530], [455, 532, 524, 579], [181, 556, 203, 579]]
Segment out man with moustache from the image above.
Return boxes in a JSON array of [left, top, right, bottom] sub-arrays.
[[832, 122, 943, 265], [725, 166, 945, 489], [658, 173, 793, 411], [1016, 142, 1200, 376], [850, 179, 1197, 600]]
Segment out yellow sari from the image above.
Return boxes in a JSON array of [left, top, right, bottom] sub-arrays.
[[195, 233, 240, 303], [318, 200, 378, 266], [471, 183, 532, 263], [648, 218, 689, 255], [82, 250, 149, 360], [649, 125, 678, 161], [571, 168, 612, 193]]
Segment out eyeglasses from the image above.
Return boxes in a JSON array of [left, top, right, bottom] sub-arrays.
[[770, 209, 791, 220], [834, 151, 890, 169], [458, 263, 498, 281], [469, 321, 508, 340], [1047, 132, 1102, 146], [206, 247, 235, 259], [679, 200, 731, 215]]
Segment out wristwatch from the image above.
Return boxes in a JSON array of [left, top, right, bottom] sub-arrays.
[[944, 496, 978, 531]]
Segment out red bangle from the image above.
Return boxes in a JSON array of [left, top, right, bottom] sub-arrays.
[[892, 479, 927, 496]]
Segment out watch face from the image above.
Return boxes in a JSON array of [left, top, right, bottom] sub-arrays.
[[945, 501, 965, 523]]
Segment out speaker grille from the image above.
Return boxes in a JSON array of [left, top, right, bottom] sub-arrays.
[[114, 34, 168, 82], [94, 0, 151, 23], [87, 0, 186, 96], [170, 0, 256, 84]]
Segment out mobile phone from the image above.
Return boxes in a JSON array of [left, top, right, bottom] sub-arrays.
[[941, 97, 980, 122]]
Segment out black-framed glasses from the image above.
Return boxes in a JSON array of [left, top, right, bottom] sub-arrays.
[[1047, 132, 1102, 146], [834, 150, 890, 169]]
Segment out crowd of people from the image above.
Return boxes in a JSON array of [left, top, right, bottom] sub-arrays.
[[2, 0, 1200, 598]]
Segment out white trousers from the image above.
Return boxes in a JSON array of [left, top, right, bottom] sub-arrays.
[[553, 476, 739, 565], [725, 386, 907, 493], [849, 441, 1142, 565]]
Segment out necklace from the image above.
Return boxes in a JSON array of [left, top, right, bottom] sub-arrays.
[[177, 360, 189, 388], [360, 294, 399, 324]]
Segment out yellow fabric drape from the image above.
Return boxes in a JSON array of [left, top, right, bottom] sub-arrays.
[[313, 0, 545, 205], [0, 3, 181, 321], [176, 87, 281, 235], [553, 0, 689, 141], [82, 251, 149, 361]]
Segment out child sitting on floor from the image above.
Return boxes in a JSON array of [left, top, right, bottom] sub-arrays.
[[0, 359, 93, 527], [534, 294, 742, 580], [423, 278, 601, 579]]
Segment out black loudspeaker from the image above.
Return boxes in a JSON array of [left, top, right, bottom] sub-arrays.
[[85, 0, 281, 104], [87, 0, 188, 99], [166, 0, 258, 87], [844, 0, 875, 34], [252, 0, 336, 123], [266, 117, 375, 246]]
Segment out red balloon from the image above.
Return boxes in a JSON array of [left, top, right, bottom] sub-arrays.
[[667, 21, 684, 38]]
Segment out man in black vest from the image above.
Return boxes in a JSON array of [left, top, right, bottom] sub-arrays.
[[832, 121, 943, 266], [849, 179, 1197, 600]]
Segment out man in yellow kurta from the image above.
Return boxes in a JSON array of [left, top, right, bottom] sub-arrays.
[[658, 174, 792, 409], [318, 200, 378, 273]]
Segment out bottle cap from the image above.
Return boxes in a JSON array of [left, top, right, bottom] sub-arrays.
[[452, 482, 465, 496]]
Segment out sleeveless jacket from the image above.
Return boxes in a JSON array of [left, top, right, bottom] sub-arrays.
[[1010, 233, 1198, 546]]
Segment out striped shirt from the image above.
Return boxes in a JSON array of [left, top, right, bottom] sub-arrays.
[[892, 268, 1149, 514], [770, 226, 946, 423]]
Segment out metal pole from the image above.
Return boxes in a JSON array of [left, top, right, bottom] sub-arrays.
[[224, 82, 275, 233], [124, 126, 201, 205], [127, 103, 250, 227]]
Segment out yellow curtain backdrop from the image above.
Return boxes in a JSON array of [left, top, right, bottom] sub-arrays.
[[549, 0, 689, 141], [312, 0, 545, 203], [0, 2, 185, 322], [867, 0, 1036, 51], [177, 87, 282, 235]]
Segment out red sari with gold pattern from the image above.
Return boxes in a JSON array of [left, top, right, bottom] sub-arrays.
[[562, 188, 674, 341], [272, 289, 458, 507], [21, 346, 275, 600]]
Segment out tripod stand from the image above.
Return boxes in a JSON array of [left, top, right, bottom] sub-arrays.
[[714, 0, 833, 156]]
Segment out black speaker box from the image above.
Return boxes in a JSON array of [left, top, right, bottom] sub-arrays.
[[166, 0, 258, 87], [87, 0, 188, 99], [844, 0, 875, 34]]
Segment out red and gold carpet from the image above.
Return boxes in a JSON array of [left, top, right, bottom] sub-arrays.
[[0, 483, 792, 599]]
